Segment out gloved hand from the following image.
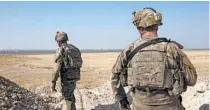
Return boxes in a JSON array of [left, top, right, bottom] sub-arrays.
[[119, 97, 130, 110], [178, 95, 182, 104], [51, 82, 57, 92]]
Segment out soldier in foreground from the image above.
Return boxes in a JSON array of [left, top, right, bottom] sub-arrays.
[[52, 32, 82, 110], [111, 7, 197, 110]]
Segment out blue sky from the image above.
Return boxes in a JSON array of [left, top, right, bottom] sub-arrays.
[[0, 1, 209, 50]]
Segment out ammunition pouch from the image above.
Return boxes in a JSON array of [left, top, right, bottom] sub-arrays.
[[171, 69, 187, 95], [61, 68, 80, 82]]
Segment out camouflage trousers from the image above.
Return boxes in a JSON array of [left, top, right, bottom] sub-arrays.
[[130, 89, 185, 110], [131, 102, 185, 110], [57, 79, 76, 110]]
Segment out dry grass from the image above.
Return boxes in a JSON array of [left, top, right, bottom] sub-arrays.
[[0, 50, 209, 89], [0, 55, 41, 68], [0, 55, 25, 67], [183, 51, 209, 76], [20, 64, 53, 70]]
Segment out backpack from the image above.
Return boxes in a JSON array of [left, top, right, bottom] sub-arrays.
[[61, 44, 82, 81]]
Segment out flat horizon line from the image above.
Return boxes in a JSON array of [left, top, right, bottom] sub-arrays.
[[0, 48, 209, 51]]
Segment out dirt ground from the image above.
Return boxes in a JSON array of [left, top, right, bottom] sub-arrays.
[[0, 50, 209, 89], [0, 50, 209, 110]]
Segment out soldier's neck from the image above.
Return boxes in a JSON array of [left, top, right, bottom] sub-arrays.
[[141, 31, 158, 40], [59, 42, 67, 47]]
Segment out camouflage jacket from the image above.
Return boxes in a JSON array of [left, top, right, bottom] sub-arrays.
[[52, 46, 63, 83], [111, 37, 197, 104]]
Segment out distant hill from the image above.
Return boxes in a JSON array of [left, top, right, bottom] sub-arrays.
[[0, 50, 56, 55], [0, 49, 123, 55], [0, 49, 208, 55]]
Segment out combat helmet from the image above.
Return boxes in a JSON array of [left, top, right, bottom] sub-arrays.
[[132, 7, 163, 28], [55, 31, 69, 42]]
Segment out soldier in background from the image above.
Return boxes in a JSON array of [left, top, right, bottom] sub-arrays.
[[52, 31, 82, 110], [111, 7, 197, 110]]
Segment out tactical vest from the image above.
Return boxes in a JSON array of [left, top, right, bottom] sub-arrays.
[[61, 44, 82, 81], [126, 41, 186, 95]]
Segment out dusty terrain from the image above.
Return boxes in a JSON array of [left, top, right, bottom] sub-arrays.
[[0, 50, 209, 110]]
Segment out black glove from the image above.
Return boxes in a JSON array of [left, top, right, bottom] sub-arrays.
[[119, 97, 130, 110], [51, 82, 57, 92], [178, 95, 182, 104]]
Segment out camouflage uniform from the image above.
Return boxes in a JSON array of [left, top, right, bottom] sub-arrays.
[[111, 8, 197, 110], [52, 32, 82, 110]]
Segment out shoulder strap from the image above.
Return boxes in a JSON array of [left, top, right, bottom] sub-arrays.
[[169, 41, 184, 49], [126, 38, 169, 66]]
